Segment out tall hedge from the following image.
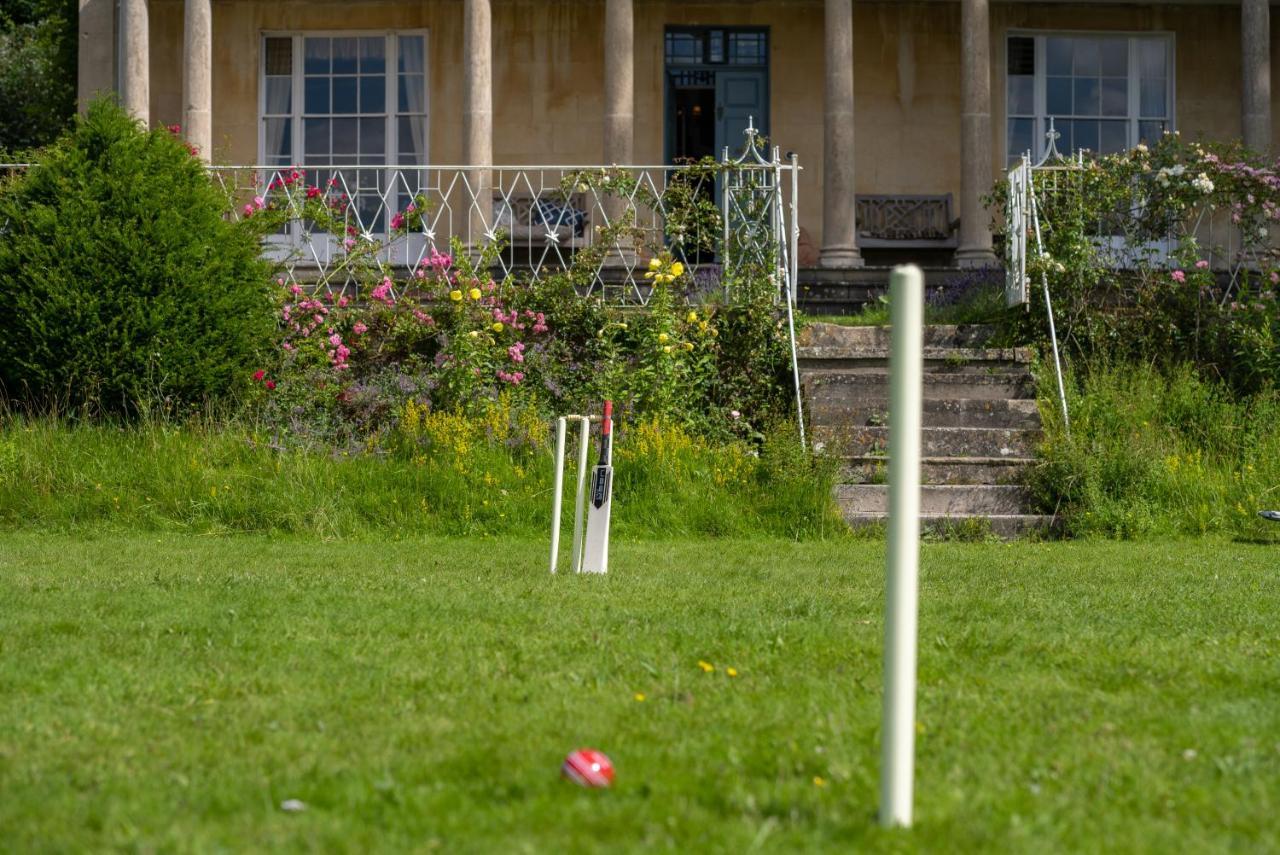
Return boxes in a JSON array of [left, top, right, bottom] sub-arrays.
[[0, 100, 274, 415]]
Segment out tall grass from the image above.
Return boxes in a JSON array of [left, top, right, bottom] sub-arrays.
[[1029, 360, 1280, 540], [0, 412, 845, 540]]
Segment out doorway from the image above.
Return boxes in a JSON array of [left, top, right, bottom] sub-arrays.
[[664, 27, 770, 163]]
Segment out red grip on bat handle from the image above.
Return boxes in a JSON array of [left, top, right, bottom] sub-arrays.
[[602, 400, 612, 435]]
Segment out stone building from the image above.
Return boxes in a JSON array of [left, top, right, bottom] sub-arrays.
[[77, 0, 1276, 270]]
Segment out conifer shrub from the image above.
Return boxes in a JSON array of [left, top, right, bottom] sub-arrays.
[[0, 100, 273, 415]]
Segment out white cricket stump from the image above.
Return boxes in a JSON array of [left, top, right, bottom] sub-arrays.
[[880, 264, 924, 828], [549, 412, 606, 574]]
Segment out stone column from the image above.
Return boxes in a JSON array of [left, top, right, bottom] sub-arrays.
[[463, 0, 493, 248], [183, 0, 212, 160], [603, 0, 634, 262], [1242, 0, 1272, 154], [820, 0, 862, 268], [119, 0, 149, 124], [956, 0, 996, 267]]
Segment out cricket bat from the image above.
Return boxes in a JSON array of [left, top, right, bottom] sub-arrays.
[[580, 400, 613, 574]]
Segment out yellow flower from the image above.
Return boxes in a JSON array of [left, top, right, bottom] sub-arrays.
[[699, 321, 708, 333], [449, 289, 463, 302], [469, 287, 482, 300], [658, 332, 669, 343], [663, 345, 673, 354], [709, 328, 718, 338], [633, 693, 646, 702], [492, 322, 504, 333], [813, 776, 827, 788], [468, 330, 480, 338], [648, 257, 663, 271], [726, 667, 738, 678], [670, 261, 685, 277], [697, 660, 715, 673], [682, 342, 694, 352], [687, 310, 698, 323]]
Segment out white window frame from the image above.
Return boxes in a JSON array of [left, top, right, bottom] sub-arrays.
[[1005, 30, 1176, 165], [257, 30, 431, 168]]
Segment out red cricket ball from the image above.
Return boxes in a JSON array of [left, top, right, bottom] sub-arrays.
[[561, 748, 615, 788]]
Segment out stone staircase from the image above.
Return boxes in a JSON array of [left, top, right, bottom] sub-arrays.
[[798, 323, 1053, 538]]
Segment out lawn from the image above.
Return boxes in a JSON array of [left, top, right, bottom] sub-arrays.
[[2, 534, 1277, 852]]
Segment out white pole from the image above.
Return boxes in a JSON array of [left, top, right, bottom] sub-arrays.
[[881, 264, 923, 828], [570, 416, 591, 574], [550, 417, 567, 574]]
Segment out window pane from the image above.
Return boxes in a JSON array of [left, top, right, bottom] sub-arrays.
[[1047, 77, 1072, 114], [1072, 39, 1099, 76], [359, 37, 385, 74], [360, 117, 386, 156], [265, 77, 291, 115], [398, 35, 425, 73], [360, 76, 385, 113], [332, 118, 358, 154], [399, 74, 426, 113], [304, 118, 329, 158], [1046, 38, 1072, 75], [1099, 120, 1128, 154], [1073, 78, 1100, 115], [333, 76, 357, 114], [1052, 118, 1073, 154], [304, 77, 329, 114], [304, 38, 329, 75], [1100, 77, 1127, 117], [1138, 120, 1166, 143], [1008, 75, 1034, 115], [665, 32, 702, 65], [1073, 119, 1099, 153], [1008, 36, 1034, 76], [263, 117, 292, 160], [265, 38, 292, 76], [729, 32, 766, 65], [1008, 117, 1034, 161], [332, 37, 358, 74], [708, 30, 724, 64], [1139, 39, 1167, 80], [1140, 78, 1166, 118], [1100, 39, 1127, 76], [398, 116, 427, 164]]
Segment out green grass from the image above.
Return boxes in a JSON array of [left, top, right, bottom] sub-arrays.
[[3, 533, 1277, 852]]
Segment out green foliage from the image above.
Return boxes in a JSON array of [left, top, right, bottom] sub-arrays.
[[991, 134, 1280, 393], [0, 0, 76, 153], [1028, 360, 1280, 539], [0, 411, 844, 540], [0, 100, 274, 415]]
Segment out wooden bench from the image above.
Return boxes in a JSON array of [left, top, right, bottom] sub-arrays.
[[855, 194, 959, 250]]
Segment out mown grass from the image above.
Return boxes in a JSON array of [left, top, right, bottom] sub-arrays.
[[0, 415, 844, 541], [1029, 360, 1280, 540], [1, 533, 1276, 852]]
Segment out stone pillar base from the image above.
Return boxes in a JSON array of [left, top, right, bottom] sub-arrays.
[[819, 247, 865, 269], [954, 248, 998, 269]]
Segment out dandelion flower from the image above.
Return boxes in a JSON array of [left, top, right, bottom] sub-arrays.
[[450, 289, 463, 302], [469, 287, 482, 300], [682, 342, 694, 352], [813, 776, 827, 788], [634, 693, 646, 702], [697, 660, 715, 673], [663, 345, 673, 354], [726, 667, 738, 677], [658, 332, 669, 343], [687, 310, 698, 323]]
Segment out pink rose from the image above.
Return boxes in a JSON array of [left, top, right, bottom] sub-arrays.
[[1171, 270, 1186, 283], [1195, 260, 1210, 270], [353, 322, 368, 335]]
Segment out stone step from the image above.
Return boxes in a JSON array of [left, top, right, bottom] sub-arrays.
[[798, 346, 1033, 373], [835, 484, 1033, 515], [814, 425, 1039, 459], [841, 511, 1057, 539], [809, 397, 1042, 430], [800, 323, 999, 350], [843, 455, 1034, 486], [803, 370, 1035, 401]]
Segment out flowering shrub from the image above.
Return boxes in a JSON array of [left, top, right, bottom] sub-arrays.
[[993, 133, 1280, 393], [243, 174, 794, 449]]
